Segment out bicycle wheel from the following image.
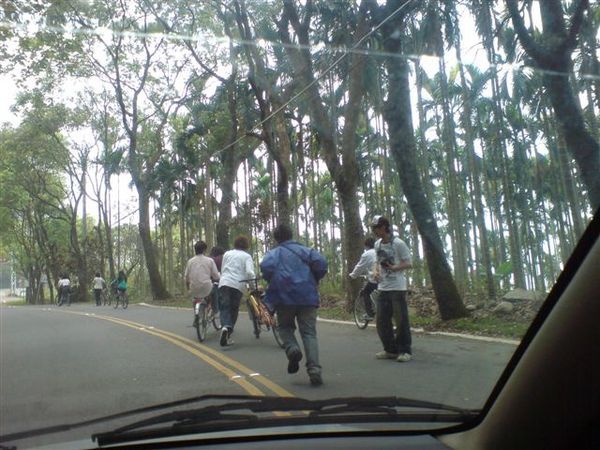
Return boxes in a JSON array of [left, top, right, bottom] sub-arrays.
[[113, 294, 120, 309], [270, 312, 284, 349], [353, 293, 370, 329], [247, 298, 261, 338], [211, 306, 222, 331], [196, 303, 207, 342]]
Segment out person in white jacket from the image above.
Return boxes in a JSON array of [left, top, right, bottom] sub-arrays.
[[349, 237, 377, 319], [218, 236, 256, 346]]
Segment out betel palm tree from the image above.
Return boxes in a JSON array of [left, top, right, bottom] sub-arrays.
[[506, 0, 600, 211], [452, 57, 497, 299], [467, 0, 528, 289], [418, 65, 471, 295]]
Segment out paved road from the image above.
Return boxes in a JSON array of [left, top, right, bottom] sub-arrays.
[[0, 303, 516, 447]]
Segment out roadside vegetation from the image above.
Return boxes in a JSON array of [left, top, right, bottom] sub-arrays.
[[1, 1, 596, 338]]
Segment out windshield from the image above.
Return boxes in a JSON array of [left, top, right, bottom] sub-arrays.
[[1, 0, 598, 448]]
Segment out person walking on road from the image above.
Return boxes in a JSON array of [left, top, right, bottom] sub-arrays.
[[218, 236, 256, 347], [185, 241, 220, 327], [349, 237, 378, 320], [371, 215, 413, 362], [92, 272, 106, 306], [260, 224, 328, 386]]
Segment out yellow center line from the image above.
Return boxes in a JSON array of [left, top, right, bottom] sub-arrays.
[[60, 310, 264, 395], [150, 328, 296, 398], [52, 309, 297, 416]]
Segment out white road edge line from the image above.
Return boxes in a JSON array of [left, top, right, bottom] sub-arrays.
[[138, 302, 520, 346]]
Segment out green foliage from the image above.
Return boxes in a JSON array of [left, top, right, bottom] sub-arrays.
[[2, 0, 594, 308]]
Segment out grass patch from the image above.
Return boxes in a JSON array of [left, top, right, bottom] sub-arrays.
[[2, 299, 27, 306], [143, 295, 190, 308], [317, 304, 353, 322], [419, 317, 529, 339], [317, 303, 528, 339]]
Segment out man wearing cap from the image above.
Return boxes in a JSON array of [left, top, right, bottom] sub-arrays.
[[371, 215, 413, 362]]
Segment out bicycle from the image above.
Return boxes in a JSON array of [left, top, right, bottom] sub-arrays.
[[57, 287, 71, 307], [241, 278, 284, 348], [113, 289, 128, 309], [193, 293, 222, 342], [102, 288, 111, 306], [354, 286, 378, 329]]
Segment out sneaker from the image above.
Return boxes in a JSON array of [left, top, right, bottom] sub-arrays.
[[309, 373, 323, 386], [362, 313, 375, 321], [220, 328, 229, 347], [375, 351, 399, 360], [287, 348, 303, 374], [396, 353, 412, 362], [226, 337, 235, 346]]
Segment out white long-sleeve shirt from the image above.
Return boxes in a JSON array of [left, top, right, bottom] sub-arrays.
[[349, 248, 377, 283], [93, 276, 106, 290], [218, 249, 256, 293]]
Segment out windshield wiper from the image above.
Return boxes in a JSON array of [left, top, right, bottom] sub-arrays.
[[0, 394, 259, 444], [0, 394, 478, 447], [92, 395, 479, 446]]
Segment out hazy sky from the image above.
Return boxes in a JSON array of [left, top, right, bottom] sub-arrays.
[[0, 74, 18, 126]]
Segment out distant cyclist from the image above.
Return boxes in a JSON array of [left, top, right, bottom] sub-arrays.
[[92, 272, 106, 306], [57, 273, 71, 306], [116, 270, 128, 299], [185, 241, 220, 326], [349, 237, 377, 320]]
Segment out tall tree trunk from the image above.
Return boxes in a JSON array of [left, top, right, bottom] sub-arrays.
[[232, 0, 291, 225], [438, 56, 468, 295], [379, 7, 467, 319], [278, 0, 367, 303], [135, 185, 169, 299], [215, 74, 245, 249], [455, 42, 496, 299]]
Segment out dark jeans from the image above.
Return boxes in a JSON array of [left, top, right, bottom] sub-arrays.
[[376, 290, 411, 354], [58, 290, 70, 306], [94, 289, 102, 305], [218, 286, 242, 331], [210, 284, 220, 311], [361, 281, 378, 316], [277, 305, 321, 375]]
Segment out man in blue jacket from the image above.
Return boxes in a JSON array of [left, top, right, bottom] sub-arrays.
[[260, 224, 328, 386]]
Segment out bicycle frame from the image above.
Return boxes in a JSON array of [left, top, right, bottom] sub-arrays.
[[247, 290, 275, 328], [240, 278, 284, 348]]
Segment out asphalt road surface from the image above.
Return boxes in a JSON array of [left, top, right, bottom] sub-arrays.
[[1, 303, 517, 448]]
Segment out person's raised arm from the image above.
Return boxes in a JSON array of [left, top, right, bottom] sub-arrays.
[[349, 251, 369, 279]]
